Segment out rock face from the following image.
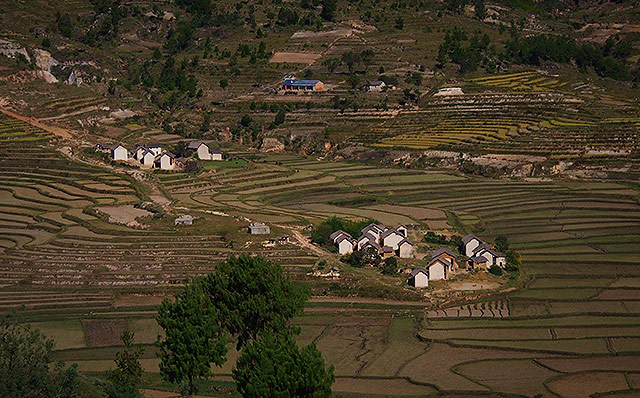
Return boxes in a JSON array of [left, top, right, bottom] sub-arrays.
[[33, 49, 59, 72], [260, 137, 285, 152], [0, 39, 31, 62], [218, 127, 232, 142]]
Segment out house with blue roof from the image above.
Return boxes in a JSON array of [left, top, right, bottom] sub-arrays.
[[281, 78, 324, 92]]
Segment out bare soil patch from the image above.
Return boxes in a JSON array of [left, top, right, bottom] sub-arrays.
[[448, 281, 501, 291], [114, 294, 166, 308], [82, 319, 128, 347], [97, 205, 152, 228], [269, 52, 322, 64], [291, 29, 353, 39]]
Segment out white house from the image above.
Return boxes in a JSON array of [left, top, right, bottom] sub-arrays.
[[336, 235, 354, 255], [110, 144, 128, 161], [248, 222, 270, 234], [356, 233, 377, 251], [361, 224, 384, 240], [409, 268, 428, 288], [209, 148, 222, 161], [363, 80, 386, 92], [187, 141, 221, 161], [147, 143, 163, 157], [140, 150, 156, 168], [380, 228, 405, 250], [395, 225, 408, 238], [473, 245, 506, 267], [174, 215, 193, 225], [397, 239, 414, 259], [156, 152, 175, 170], [462, 235, 482, 257], [330, 230, 349, 244], [426, 257, 449, 281]]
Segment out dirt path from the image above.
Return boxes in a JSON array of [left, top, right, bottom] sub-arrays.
[[39, 105, 101, 121], [287, 228, 331, 258], [0, 107, 72, 138]]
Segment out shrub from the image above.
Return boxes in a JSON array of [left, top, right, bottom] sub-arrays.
[[489, 265, 503, 276], [380, 257, 398, 275]]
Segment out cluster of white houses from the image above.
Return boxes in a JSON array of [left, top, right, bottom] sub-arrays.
[[96, 141, 223, 171], [462, 234, 506, 270], [330, 223, 414, 259], [408, 235, 507, 288]]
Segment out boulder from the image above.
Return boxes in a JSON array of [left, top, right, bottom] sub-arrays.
[[260, 137, 285, 153]]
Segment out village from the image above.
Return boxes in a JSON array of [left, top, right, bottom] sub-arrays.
[[95, 140, 223, 170]]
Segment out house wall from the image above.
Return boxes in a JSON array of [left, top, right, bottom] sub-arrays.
[[211, 153, 222, 161], [465, 239, 480, 256], [141, 154, 155, 168], [160, 156, 174, 170], [135, 148, 145, 160], [112, 147, 127, 161], [478, 251, 495, 266], [495, 257, 506, 267], [149, 147, 162, 156], [398, 244, 413, 258], [428, 263, 446, 280], [196, 145, 211, 160], [383, 234, 404, 250], [338, 240, 353, 254], [412, 273, 428, 288]]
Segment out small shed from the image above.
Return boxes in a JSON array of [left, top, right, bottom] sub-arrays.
[[174, 215, 193, 225], [409, 268, 429, 288], [363, 80, 386, 92], [248, 222, 270, 235]]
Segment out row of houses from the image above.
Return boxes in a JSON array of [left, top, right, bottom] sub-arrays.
[[330, 223, 414, 259], [280, 75, 392, 93], [462, 234, 506, 269], [408, 235, 508, 288], [408, 247, 459, 287], [96, 141, 223, 170]]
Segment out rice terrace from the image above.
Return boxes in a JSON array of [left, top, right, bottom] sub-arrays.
[[0, 0, 639, 397]]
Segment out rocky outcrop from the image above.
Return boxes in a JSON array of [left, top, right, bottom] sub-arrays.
[[260, 137, 285, 152]]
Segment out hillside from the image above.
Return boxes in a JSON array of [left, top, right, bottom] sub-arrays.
[[0, 0, 639, 178]]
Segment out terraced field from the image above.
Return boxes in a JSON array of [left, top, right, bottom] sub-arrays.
[[1, 109, 639, 396]]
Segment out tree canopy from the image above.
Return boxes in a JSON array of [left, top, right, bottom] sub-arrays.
[[156, 278, 228, 396], [233, 330, 334, 398], [202, 255, 310, 350], [0, 312, 79, 398]]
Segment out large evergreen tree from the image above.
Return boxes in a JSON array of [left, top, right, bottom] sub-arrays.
[[202, 255, 309, 349], [233, 330, 334, 398], [156, 278, 228, 396]]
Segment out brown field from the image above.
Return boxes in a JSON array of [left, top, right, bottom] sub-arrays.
[[269, 52, 323, 64], [546, 372, 630, 398]]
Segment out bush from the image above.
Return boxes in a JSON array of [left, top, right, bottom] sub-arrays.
[[310, 216, 376, 247], [380, 257, 397, 275], [341, 247, 381, 268], [489, 265, 503, 276], [423, 231, 447, 244]]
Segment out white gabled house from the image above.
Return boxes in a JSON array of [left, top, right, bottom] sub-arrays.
[[395, 225, 408, 238], [156, 152, 176, 170], [147, 143, 163, 157], [140, 150, 156, 168], [110, 144, 128, 161], [336, 235, 355, 255], [462, 234, 482, 257], [426, 257, 449, 281], [209, 147, 222, 161], [356, 233, 377, 251], [397, 239, 414, 259], [330, 230, 349, 244], [188, 141, 222, 161], [361, 223, 384, 240], [473, 245, 506, 267], [409, 268, 428, 288], [380, 228, 405, 250]]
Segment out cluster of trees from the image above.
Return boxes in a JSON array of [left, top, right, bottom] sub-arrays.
[[494, 235, 521, 271], [322, 49, 376, 74], [341, 247, 399, 274], [505, 33, 633, 81], [84, 0, 128, 46], [275, 0, 337, 27], [438, 27, 494, 73], [423, 231, 462, 248], [1, 313, 79, 398], [156, 255, 334, 396], [310, 216, 376, 247]]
